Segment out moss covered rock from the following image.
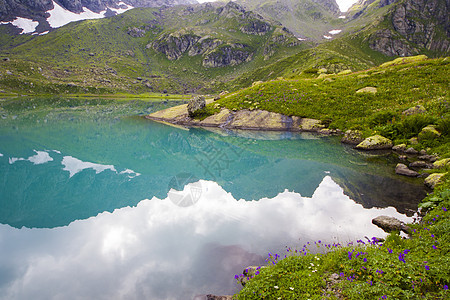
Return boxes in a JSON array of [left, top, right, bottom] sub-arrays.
[[356, 87, 377, 94], [355, 135, 393, 150], [418, 125, 441, 141], [433, 158, 450, 168], [341, 130, 364, 145], [424, 172, 447, 189], [402, 105, 427, 116]]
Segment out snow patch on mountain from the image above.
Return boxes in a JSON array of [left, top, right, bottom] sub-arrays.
[[1, 17, 39, 34]]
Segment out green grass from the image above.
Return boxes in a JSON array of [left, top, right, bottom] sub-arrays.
[[234, 178, 450, 299], [208, 57, 450, 155]]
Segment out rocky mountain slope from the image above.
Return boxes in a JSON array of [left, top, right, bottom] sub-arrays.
[[0, 0, 197, 34], [347, 0, 449, 56], [0, 2, 306, 94], [235, 0, 343, 41]]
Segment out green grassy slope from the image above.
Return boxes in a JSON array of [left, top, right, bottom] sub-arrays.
[[206, 56, 450, 155], [0, 3, 309, 95]]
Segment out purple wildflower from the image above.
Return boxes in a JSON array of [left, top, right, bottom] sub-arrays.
[[444, 285, 448, 290], [387, 248, 393, 254], [433, 245, 437, 250], [399, 253, 406, 263], [425, 265, 430, 271]]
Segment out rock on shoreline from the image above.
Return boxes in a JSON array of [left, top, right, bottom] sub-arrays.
[[146, 105, 340, 134]]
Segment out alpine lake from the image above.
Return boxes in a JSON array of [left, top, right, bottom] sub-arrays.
[[0, 96, 427, 300]]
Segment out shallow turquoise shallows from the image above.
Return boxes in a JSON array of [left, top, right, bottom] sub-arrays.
[[0, 97, 425, 299]]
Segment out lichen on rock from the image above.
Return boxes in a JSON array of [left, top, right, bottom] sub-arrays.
[[355, 135, 393, 150]]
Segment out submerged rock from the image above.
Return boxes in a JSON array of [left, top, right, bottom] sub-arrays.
[[355, 135, 393, 150], [372, 215, 411, 234], [395, 163, 419, 177], [424, 173, 447, 189]]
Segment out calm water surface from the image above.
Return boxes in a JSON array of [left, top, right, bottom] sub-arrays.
[[0, 97, 426, 299]]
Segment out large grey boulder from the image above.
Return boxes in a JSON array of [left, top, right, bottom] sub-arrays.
[[424, 173, 447, 189], [372, 216, 411, 234], [187, 96, 206, 117]]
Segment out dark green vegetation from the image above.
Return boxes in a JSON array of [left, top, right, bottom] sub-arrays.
[[234, 178, 450, 299], [208, 56, 450, 156]]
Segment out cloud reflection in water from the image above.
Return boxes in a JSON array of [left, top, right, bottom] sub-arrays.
[[0, 177, 411, 300]]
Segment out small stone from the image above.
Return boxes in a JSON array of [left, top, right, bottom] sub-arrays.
[[409, 161, 431, 169], [405, 147, 419, 155], [395, 163, 419, 177], [418, 154, 438, 162], [424, 173, 447, 189], [356, 87, 377, 94], [419, 149, 427, 155], [410, 137, 419, 144], [372, 216, 411, 234], [398, 155, 408, 160], [402, 105, 427, 116], [392, 144, 407, 152]]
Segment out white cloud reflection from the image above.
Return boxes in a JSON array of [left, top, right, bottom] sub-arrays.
[[9, 150, 53, 165], [0, 177, 411, 300]]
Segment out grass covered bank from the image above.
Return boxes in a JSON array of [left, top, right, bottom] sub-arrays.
[[204, 56, 449, 157], [233, 178, 450, 299], [211, 56, 450, 299]]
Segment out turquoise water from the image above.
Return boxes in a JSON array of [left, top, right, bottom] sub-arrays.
[[0, 98, 426, 299]]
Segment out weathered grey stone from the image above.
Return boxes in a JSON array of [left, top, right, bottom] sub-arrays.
[[419, 149, 427, 155], [187, 96, 206, 117], [419, 154, 439, 162], [396, 163, 419, 177], [341, 130, 364, 145], [409, 161, 432, 169], [355, 135, 393, 150], [402, 105, 427, 116], [424, 173, 447, 189], [372, 215, 411, 234], [392, 143, 407, 152], [405, 147, 419, 155], [299, 118, 324, 131]]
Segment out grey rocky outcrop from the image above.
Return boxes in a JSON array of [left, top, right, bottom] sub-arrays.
[[372, 215, 411, 234], [424, 172, 447, 189], [202, 45, 253, 68], [368, 0, 450, 56]]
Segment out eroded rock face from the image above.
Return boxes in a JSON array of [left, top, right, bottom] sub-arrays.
[[369, 0, 450, 56], [202, 45, 253, 68], [372, 215, 411, 233], [152, 33, 201, 60]]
